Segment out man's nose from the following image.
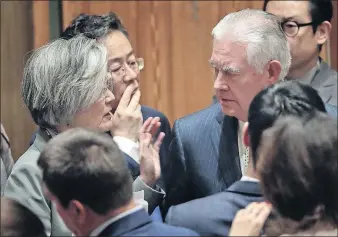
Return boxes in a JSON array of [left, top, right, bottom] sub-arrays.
[[214, 72, 229, 91], [123, 66, 138, 83]]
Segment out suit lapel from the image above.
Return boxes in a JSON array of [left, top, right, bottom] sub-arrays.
[[98, 209, 151, 236], [311, 60, 335, 104], [214, 111, 242, 189]]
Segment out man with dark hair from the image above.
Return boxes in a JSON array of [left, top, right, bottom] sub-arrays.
[[37, 128, 198, 236], [1, 197, 47, 237], [263, 0, 337, 106], [165, 81, 327, 236]]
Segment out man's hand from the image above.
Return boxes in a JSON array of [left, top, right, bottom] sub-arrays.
[[139, 117, 165, 187], [229, 202, 271, 236], [110, 84, 143, 142]]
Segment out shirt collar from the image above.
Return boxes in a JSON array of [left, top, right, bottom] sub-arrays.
[[286, 60, 320, 85], [240, 175, 260, 183], [89, 205, 143, 237]]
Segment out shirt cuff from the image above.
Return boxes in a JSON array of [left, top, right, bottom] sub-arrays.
[[113, 136, 140, 163]]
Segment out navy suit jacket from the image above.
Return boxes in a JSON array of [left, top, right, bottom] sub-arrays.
[[97, 208, 199, 236], [165, 102, 337, 214], [165, 180, 263, 236], [165, 103, 242, 213], [29, 105, 172, 192]]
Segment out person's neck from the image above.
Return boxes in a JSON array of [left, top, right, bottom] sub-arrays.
[[80, 200, 137, 236], [287, 56, 318, 79], [244, 152, 259, 180]]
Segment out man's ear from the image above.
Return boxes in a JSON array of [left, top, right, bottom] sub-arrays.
[[315, 21, 331, 45], [69, 200, 87, 224], [243, 122, 250, 147], [266, 60, 282, 84]]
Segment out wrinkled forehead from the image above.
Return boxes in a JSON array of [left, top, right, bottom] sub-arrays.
[[99, 30, 134, 60], [265, 1, 311, 22]]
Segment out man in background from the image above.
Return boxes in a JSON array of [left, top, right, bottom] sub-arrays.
[[264, 0, 337, 106]]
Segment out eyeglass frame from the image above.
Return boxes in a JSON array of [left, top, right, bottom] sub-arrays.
[[108, 57, 144, 80], [281, 20, 317, 37]]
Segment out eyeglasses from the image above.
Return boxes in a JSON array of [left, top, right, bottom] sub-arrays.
[[108, 58, 144, 79], [281, 20, 316, 37]]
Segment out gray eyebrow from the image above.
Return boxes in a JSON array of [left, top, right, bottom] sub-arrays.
[[222, 66, 240, 74]]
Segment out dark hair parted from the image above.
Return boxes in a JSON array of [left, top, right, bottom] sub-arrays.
[[258, 113, 338, 231], [61, 12, 128, 40], [248, 81, 326, 168], [37, 128, 133, 215], [1, 197, 47, 237]]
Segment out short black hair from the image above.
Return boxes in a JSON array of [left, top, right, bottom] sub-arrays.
[[248, 81, 326, 168], [38, 128, 133, 215], [61, 12, 128, 40], [1, 197, 47, 237], [258, 113, 338, 229], [263, 0, 333, 51]]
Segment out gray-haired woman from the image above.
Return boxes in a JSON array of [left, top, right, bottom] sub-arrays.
[[3, 35, 164, 236]]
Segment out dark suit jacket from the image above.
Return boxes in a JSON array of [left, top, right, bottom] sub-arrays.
[[311, 59, 337, 106], [164, 103, 242, 213], [165, 101, 337, 215], [98, 208, 199, 236], [165, 180, 263, 236]]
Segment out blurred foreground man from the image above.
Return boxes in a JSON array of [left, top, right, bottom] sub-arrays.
[[38, 128, 198, 236]]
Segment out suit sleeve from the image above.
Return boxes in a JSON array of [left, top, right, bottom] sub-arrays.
[[163, 121, 191, 215], [4, 163, 52, 236], [133, 177, 165, 214], [157, 114, 172, 191]]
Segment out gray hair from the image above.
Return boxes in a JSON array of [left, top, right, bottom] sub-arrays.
[[21, 35, 108, 128], [212, 9, 291, 81]]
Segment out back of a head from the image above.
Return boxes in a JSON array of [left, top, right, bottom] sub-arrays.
[[37, 128, 133, 215], [257, 113, 338, 231], [1, 197, 46, 237], [212, 8, 291, 81], [61, 12, 128, 40], [21, 35, 108, 129], [248, 81, 326, 167]]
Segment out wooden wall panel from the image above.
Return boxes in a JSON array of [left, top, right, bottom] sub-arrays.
[[1, 1, 37, 160], [330, 1, 337, 70], [32, 1, 50, 48], [170, 1, 219, 120]]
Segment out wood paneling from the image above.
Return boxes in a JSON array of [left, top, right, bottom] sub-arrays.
[[32, 1, 50, 48], [330, 1, 337, 70], [1, 1, 37, 160]]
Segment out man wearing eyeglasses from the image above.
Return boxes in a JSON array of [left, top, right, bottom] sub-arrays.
[[264, 0, 337, 106]]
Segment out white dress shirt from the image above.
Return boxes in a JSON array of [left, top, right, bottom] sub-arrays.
[[237, 121, 249, 175], [240, 175, 259, 183], [113, 136, 140, 162], [89, 205, 144, 236]]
